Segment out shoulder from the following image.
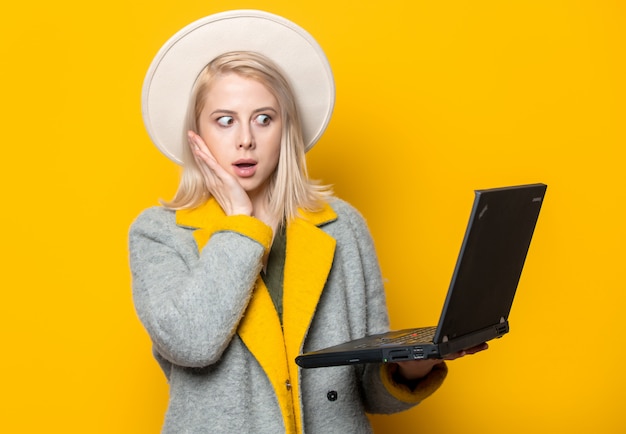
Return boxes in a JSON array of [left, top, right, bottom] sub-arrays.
[[326, 197, 368, 227], [130, 206, 176, 232], [323, 197, 373, 240], [128, 206, 202, 259], [323, 197, 362, 219], [129, 206, 185, 243]]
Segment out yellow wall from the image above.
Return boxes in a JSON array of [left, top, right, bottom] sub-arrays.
[[1, 1, 624, 432]]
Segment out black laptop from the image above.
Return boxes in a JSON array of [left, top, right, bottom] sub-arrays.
[[296, 183, 547, 369]]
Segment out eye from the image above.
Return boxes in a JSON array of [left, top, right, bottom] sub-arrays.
[[217, 116, 234, 127], [255, 114, 271, 126]]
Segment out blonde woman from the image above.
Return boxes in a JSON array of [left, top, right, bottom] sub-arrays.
[[130, 10, 485, 433]]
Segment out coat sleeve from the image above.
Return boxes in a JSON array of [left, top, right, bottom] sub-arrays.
[[337, 202, 447, 413], [129, 207, 272, 368]]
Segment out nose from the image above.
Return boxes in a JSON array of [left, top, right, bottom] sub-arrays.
[[238, 124, 255, 150]]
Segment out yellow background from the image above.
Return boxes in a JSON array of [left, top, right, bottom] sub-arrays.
[[1, 0, 624, 432]]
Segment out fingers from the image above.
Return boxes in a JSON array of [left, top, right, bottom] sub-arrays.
[[188, 132, 221, 172], [443, 342, 489, 360], [188, 132, 235, 188], [187, 131, 253, 217], [470, 342, 489, 353]]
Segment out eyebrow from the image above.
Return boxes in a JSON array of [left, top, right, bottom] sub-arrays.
[[210, 107, 279, 116]]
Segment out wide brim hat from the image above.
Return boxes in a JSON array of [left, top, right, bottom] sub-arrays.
[[141, 9, 335, 165]]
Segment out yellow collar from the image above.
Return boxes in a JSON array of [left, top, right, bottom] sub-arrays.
[[175, 198, 337, 433], [176, 197, 337, 229]]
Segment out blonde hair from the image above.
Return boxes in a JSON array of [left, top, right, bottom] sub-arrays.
[[162, 51, 332, 223]]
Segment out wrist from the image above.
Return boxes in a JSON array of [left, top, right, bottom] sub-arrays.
[[394, 359, 441, 381]]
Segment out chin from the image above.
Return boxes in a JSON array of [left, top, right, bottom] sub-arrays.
[[242, 181, 270, 197]]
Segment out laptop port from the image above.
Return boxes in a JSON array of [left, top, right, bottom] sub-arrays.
[[388, 349, 411, 361]]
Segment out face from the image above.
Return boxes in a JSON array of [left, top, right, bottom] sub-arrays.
[[196, 73, 282, 199]]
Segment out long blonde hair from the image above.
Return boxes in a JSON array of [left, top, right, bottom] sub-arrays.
[[162, 51, 332, 223]]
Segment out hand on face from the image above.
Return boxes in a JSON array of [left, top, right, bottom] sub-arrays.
[[188, 131, 253, 217]]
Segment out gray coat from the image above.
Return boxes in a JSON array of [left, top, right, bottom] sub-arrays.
[[129, 197, 446, 433]]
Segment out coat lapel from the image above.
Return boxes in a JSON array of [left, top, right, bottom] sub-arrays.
[[282, 205, 337, 432], [176, 200, 338, 433], [238, 278, 297, 432]]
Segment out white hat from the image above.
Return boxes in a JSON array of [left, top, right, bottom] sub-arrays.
[[141, 10, 336, 164]]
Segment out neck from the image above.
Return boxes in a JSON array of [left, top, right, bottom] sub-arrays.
[[248, 190, 279, 233]]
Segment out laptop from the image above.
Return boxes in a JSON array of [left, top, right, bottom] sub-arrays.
[[296, 183, 547, 369]]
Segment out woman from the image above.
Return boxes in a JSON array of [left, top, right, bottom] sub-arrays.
[[130, 10, 484, 433]]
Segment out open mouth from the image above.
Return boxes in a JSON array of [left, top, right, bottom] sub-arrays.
[[233, 160, 258, 177]]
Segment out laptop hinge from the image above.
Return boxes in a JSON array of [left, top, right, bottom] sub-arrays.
[[442, 318, 509, 346]]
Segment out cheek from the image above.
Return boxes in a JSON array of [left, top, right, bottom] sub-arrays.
[[199, 129, 225, 153], [268, 136, 282, 168], [201, 136, 231, 169], [269, 126, 283, 153]]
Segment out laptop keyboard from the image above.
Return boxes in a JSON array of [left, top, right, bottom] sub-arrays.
[[356, 326, 437, 348]]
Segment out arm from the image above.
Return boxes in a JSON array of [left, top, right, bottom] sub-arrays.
[[335, 203, 448, 411], [129, 207, 271, 367], [342, 205, 488, 409]]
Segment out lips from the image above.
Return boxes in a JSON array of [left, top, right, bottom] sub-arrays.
[[232, 159, 258, 178]]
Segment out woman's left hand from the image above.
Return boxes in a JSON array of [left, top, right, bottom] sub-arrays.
[[394, 342, 489, 381]]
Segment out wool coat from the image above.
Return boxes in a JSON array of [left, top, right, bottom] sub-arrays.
[[129, 197, 447, 433]]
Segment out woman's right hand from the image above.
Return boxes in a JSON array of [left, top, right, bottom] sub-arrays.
[[188, 131, 253, 217]]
